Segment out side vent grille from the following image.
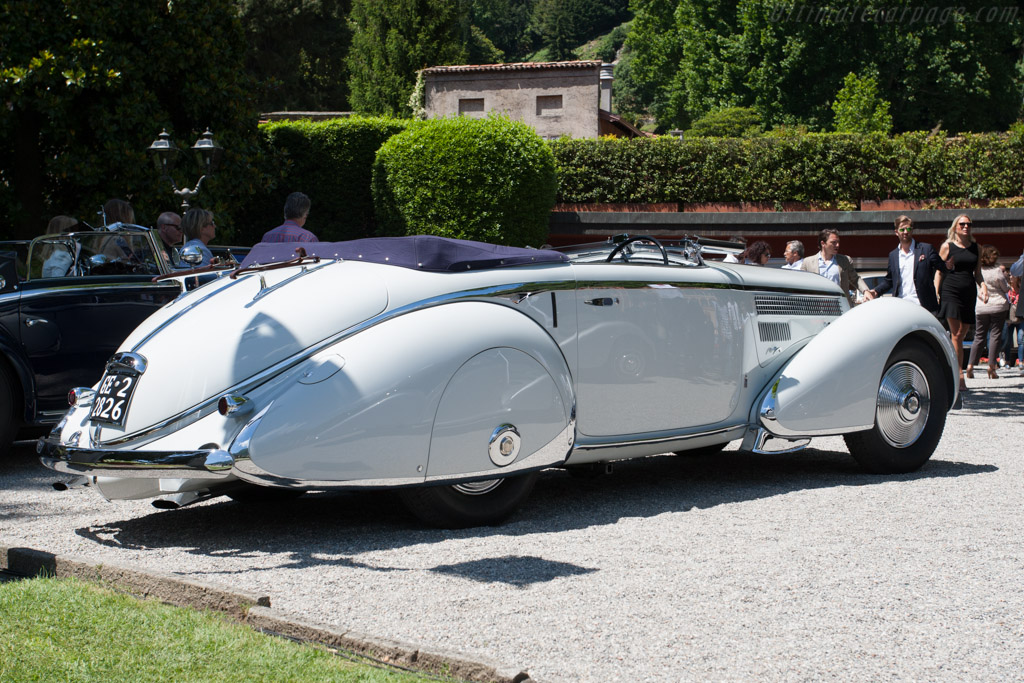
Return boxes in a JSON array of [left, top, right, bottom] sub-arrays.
[[758, 322, 792, 343], [755, 294, 843, 317]]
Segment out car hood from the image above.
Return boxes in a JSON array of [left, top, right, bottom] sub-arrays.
[[105, 261, 388, 436]]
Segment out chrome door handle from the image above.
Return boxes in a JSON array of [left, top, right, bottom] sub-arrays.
[[584, 297, 618, 306], [25, 317, 49, 327]]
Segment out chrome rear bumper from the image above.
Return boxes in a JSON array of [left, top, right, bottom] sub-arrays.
[[37, 437, 234, 479]]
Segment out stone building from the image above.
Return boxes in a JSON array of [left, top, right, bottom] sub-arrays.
[[421, 60, 644, 139]]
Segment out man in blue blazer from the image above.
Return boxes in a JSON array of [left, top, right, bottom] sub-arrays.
[[869, 215, 945, 315]]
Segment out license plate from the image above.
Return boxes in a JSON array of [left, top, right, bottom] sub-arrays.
[[90, 372, 139, 427]]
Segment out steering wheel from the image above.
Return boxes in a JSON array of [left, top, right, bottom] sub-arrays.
[[605, 235, 669, 265]]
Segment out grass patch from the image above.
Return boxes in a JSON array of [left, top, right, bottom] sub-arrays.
[[0, 576, 441, 682]]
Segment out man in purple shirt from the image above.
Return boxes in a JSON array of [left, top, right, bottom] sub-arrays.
[[261, 192, 318, 243]]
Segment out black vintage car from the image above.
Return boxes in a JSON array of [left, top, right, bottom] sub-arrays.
[[0, 225, 247, 453]]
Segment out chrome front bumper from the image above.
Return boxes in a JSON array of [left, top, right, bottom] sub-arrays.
[[38, 437, 234, 479]]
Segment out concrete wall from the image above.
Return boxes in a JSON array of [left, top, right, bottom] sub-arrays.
[[424, 67, 601, 139]]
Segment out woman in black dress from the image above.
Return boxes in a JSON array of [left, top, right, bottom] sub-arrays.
[[937, 214, 989, 390]]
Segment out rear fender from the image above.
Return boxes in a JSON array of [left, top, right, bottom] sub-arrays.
[[238, 301, 573, 486], [754, 297, 956, 437]]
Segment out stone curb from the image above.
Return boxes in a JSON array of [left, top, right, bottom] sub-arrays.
[[0, 544, 533, 683], [0, 545, 267, 619], [246, 606, 533, 683]]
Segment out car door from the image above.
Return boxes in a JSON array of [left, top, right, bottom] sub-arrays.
[[572, 262, 747, 438], [20, 232, 180, 415]]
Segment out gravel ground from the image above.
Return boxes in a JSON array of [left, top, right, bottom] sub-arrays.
[[3, 371, 1023, 682]]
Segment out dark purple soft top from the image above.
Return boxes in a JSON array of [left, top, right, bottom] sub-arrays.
[[240, 235, 568, 272]]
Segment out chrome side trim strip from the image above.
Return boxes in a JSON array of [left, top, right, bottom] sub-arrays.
[[14, 280, 182, 302], [572, 424, 745, 452]]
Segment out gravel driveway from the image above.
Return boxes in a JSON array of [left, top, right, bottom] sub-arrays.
[[3, 373, 1023, 682]]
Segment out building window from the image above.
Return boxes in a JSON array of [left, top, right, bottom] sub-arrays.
[[459, 98, 485, 116], [536, 95, 563, 116]]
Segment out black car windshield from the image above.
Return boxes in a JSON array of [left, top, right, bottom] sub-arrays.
[[27, 231, 164, 279]]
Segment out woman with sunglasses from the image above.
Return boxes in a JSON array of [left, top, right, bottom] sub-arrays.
[[181, 208, 216, 267], [936, 214, 988, 391]]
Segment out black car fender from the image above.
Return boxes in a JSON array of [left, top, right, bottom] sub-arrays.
[[0, 327, 37, 424]]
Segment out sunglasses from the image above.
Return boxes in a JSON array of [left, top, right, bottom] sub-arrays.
[[958, 222, 972, 227], [897, 227, 913, 233]]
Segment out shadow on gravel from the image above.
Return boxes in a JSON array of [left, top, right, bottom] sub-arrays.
[[955, 387, 1024, 420], [432, 555, 597, 586], [66, 448, 996, 585]]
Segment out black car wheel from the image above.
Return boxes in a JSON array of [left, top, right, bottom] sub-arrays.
[[398, 472, 538, 528], [844, 339, 949, 474]]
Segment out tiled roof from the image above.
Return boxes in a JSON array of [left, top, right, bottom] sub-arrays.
[[422, 60, 603, 75]]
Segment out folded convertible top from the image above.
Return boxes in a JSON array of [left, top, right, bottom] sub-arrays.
[[240, 235, 568, 272]]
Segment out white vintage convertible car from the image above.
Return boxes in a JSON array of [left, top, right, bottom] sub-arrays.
[[40, 234, 958, 527]]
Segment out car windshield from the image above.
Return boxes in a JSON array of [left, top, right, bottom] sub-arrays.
[[558, 236, 704, 266], [27, 230, 164, 280]]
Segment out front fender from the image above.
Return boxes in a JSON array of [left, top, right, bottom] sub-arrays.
[[756, 297, 957, 437], [236, 301, 573, 486], [0, 326, 35, 423]]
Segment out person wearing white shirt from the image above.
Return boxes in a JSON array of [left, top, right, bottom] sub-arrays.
[[800, 228, 874, 305], [869, 215, 944, 315], [780, 240, 804, 270]]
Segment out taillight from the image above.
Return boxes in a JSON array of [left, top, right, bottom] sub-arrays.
[[68, 387, 96, 407], [218, 394, 252, 416]]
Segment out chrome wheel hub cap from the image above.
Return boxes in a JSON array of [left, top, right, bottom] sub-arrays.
[[876, 361, 930, 448], [453, 479, 503, 496]]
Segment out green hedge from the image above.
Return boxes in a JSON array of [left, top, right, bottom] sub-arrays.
[[230, 122, 1024, 247], [372, 115, 556, 247], [550, 129, 1024, 206], [232, 116, 410, 245]]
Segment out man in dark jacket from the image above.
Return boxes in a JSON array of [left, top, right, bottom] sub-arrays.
[[870, 215, 945, 314]]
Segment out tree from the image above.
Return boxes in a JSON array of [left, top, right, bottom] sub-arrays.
[[373, 115, 556, 246], [347, 0, 470, 116], [533, 0, 631, 62], [626, 0, 1024, 133], [236, 0, 352, 112], [0, 0, 274, 240], [623, 0, 689, 129], [686, 107, 762, 137], [470, 0, 539, 62], [832, 72, 892, 134]]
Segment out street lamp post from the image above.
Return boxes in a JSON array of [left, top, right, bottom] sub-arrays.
[[146, 129, 224, 212]]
